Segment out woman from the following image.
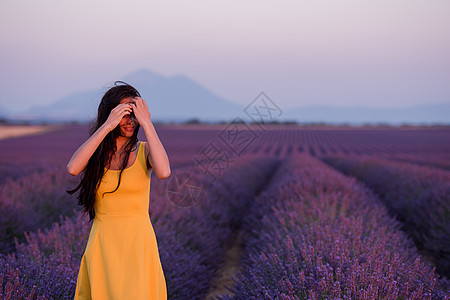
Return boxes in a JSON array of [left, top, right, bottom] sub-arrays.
[[67, 81, 170, 299]]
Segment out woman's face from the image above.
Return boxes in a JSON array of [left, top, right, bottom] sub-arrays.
[[118, 97, 137, 138]]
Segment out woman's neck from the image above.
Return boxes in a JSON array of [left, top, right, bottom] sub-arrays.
[[115, 136, 131, 153]]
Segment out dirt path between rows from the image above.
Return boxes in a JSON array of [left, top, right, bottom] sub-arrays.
[[202, 228, 247, 299]]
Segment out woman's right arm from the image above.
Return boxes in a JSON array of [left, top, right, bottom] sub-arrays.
[[66, 123, 112, 176], [66, 103, 132, 176]]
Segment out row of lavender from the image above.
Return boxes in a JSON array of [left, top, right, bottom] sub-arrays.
[[0, 155, 279, 299], [0, 166, 78, 254], [321, 155, 450, 278], [382, 153, 450, 172], [221, 154, 449, 299]]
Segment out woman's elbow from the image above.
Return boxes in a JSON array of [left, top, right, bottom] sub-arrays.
[[157, 168, 171, 180], [67, 164, 79, 176]]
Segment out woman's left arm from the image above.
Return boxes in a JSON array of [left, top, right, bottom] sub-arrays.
[[131, 97, 171, 179]]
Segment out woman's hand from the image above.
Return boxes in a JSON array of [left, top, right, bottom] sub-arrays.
[[104, 103, 133, 131], [130, 97, 152, 127]]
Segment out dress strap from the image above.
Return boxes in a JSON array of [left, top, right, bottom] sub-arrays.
[[137, 141, 151, 176]]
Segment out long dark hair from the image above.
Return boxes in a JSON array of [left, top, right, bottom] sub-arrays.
[[67, 81, 141, 222]]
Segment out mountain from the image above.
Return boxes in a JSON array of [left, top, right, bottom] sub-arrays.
[[3, 68, 450, 124], [12, 69, 243, 123]]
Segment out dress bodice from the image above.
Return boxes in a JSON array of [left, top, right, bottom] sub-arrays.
[[94, 141, 152, 217]]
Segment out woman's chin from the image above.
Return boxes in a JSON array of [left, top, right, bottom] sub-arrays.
[[120, 130, 135, 137]]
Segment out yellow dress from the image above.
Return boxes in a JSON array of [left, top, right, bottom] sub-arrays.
[[74, 141, 167, 300]]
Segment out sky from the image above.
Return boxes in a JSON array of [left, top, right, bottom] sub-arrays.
[[1, 0, 449, 113]]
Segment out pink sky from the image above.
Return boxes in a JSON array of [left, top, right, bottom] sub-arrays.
[[1, 0, 449, 112]]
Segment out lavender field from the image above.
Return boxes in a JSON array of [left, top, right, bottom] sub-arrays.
[[0, 123, 449, 299]]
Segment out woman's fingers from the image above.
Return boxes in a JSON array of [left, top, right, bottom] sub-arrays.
[[116, 104, 132, 114], [130, 97, 148, 110], [107, 105, 132, 124], [112, 104, 128, 113]]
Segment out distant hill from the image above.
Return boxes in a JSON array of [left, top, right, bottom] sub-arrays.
[[3, 68, 450, 124], [9, 69, 243, 123]]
